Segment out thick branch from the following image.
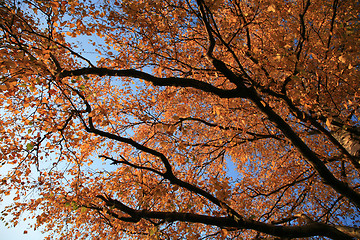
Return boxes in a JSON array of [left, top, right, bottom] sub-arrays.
[[59, 68, 247, 98], [249, 94, 360, 208], [96, 195, 354, 240], [259, 86, 360, 171]]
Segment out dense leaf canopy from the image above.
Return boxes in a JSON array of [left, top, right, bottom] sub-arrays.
[[0, 0, 360, 239]]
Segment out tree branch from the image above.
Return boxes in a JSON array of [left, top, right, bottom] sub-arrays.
[[249, 95, 360, 208], [59, 67, 248, 98], [96, 195, 355, 240]]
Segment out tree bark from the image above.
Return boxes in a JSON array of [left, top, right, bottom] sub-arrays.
[[331, 126, 360, 158]]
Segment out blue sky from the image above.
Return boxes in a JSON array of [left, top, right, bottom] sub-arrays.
[[0, 11, 101, 240], [0, 161, 48, 239], [0, 221, 47, 240]]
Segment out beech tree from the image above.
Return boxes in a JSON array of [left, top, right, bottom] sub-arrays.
[[1, 0, 360, 239]]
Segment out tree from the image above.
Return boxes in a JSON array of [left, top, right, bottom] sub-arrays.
[[0, 0, 359, 239]]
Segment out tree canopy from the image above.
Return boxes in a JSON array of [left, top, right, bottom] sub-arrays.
[[0, 0, 360, 239]]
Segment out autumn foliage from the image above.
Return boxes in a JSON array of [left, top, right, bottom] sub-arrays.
[[1, 0, 360, 239]]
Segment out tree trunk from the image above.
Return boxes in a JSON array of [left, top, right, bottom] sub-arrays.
[[331, 125, 360, 157]]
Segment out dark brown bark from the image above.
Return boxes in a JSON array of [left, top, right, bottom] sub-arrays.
[[59, 68, 247, 98], [97, 195, 356, 240]]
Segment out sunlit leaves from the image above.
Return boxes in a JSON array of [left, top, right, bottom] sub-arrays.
[[0, 0, 359, 239]]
